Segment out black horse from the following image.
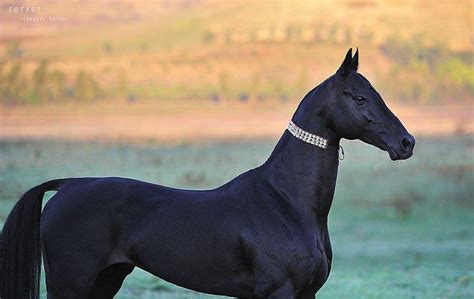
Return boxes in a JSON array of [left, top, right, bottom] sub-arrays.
[[0, 49, 415, 298]]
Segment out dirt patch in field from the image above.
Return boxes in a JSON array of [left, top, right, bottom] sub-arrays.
[[0, 101, 472, 142]]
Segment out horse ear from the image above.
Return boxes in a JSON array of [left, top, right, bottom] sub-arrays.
[[350, 47, 359, 72], [337, 48, 353, 78]]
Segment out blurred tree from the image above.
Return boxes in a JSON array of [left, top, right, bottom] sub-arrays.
[[328, 23, 338, 44], [272, 77, 284, 101], [218, 71, 230, 102], [6, 41, 23, 59], [359, 28, 374, 43], [32, 60, 49, 101], [103, 41, 113, 54], [249, 72, 261, 103], [118, 72, 128, 98], [4, 62, 25, 103], [380, 34, 473, 103], [286, 25, 301, 41], [202, 30, 216, 44], [140, 41, 148, 53], [47, 70, 67, 101], [344, 28, 352, 44], [224, 28, 232, 44], [0, 61, 5, 101], [74, 70, 100, 101], [437, 57, 474, 92]]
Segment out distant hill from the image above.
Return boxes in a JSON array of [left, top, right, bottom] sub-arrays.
[[0, 0, 472, 104]]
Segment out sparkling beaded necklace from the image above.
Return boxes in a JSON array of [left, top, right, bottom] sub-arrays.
[[287, 121, 328, 149]]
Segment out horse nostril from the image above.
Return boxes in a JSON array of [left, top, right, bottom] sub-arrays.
[[401, 137, 412, 151]]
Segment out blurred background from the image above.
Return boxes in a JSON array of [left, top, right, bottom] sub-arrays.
[[0, 0, 473, 298]]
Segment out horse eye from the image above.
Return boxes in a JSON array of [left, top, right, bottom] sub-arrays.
[[354, 96, 366, 106]]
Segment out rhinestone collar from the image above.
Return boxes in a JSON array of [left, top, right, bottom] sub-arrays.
[[287, 121, 328, 149]]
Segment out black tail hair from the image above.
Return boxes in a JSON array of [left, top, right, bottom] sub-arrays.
[[0, 180, 63, 299]]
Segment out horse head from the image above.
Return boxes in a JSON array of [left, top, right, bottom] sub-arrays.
[[297, 48, 415, 160]]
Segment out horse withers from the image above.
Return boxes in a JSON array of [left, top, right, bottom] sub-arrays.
[[0, 48, 415, 298]]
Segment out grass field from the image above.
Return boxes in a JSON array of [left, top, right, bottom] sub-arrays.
[[0, 135, 473, 298]]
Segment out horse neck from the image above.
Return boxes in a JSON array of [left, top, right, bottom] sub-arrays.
[[262, 85, 340, 221]]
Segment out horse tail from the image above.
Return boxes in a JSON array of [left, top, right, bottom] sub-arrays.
[[0, 179, 65, 299]]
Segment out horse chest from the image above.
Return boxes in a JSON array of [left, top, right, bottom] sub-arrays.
[[287, 240, 330, 290]]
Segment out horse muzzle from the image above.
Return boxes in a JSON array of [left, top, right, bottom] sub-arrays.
[[387, 134, 415, 161]]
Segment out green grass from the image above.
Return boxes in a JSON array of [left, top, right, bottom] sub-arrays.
[[0, 136, 473, 298]]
